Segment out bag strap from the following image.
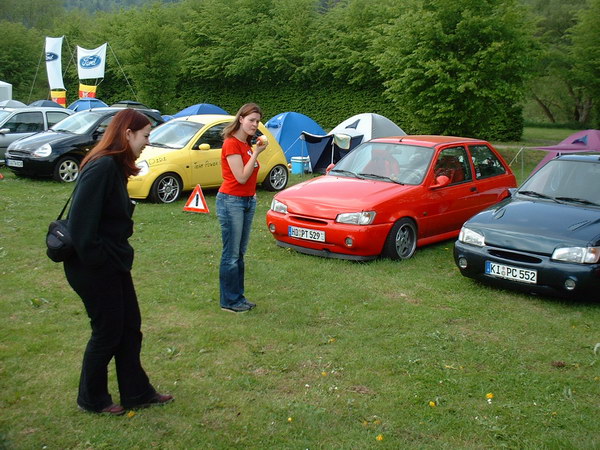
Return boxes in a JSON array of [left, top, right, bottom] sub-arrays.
[[57, 191, 74, 220]]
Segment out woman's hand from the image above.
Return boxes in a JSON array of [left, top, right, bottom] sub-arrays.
[[254, 135, 268, 154]]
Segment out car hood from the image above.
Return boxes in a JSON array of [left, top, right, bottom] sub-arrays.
[[8, 130, 78, 150], [138, 145, 176, 159], [466, 198, 600, 253], [276, 175, 415, 219]]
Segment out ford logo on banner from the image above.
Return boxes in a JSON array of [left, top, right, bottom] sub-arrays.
[[46, 52, 59, 62], [80, 55, 102, 69]]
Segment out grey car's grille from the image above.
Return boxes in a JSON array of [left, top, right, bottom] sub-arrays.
[[488, 249, 542, 264]]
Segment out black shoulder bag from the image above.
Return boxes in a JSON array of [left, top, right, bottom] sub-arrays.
[[46, 193, 75, 262]]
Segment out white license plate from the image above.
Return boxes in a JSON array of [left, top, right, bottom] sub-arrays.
[[485, 261, 537, 284], [288, 226, 325, 242], [6, 159, 23, 168]]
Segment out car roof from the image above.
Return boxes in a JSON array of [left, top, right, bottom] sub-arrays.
[[371, 135, 488, 147], [0, 106, 73, 114], [70, 106, 164, 121], [556, 153, 600, 162]]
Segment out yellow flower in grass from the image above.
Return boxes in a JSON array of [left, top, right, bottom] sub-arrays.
[[486, 393, 494, 399], [321, 371, 328, 377], [287, 417, 293, 423], [429, 401, 436, 407], [127, 411, 136, 418], [376, 434, 384, 441]]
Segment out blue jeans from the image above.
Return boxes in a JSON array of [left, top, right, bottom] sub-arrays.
[[216, 192, 256, 308]]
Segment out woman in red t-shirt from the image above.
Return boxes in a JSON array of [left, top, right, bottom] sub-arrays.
[[217, 103, 268, 313]]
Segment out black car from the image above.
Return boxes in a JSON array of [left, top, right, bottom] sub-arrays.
[[454, 154, 600, 300], [5, 107, 163, 182]]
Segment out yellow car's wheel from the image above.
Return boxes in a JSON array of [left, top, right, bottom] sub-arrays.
[[150, 173, 182, 204], [263, 164, 288, 191]]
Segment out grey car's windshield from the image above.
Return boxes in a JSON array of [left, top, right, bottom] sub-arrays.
[[51, 111, 105, 134], [0, 110, 11, 123], [149, 121, 204, 149], [332, 141, 434, 185], [519, 159, 600, 206]]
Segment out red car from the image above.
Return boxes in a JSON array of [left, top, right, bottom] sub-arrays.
[[266, 135, 516, 261]]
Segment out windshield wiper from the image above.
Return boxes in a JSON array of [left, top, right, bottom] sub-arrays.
[[358, 172, 404, 185], [329, 169, 359, 178], [555, 197, 600, 207], [518, 190, 557, 202], [149, 142, 177, 149]]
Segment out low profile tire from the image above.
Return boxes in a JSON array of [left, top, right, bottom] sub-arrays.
[[382, 218, 417, 260], [262, 164, 289, 191], [53, 156, 80, 183], [150, 173, 182, 204]]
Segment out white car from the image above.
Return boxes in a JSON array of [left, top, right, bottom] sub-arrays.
[[0, 106, 73, 163]]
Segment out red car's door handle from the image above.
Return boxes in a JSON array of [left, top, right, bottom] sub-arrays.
[[470, 186, 477, 192]]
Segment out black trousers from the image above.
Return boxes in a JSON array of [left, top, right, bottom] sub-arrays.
[[64, 260, 156, 411]]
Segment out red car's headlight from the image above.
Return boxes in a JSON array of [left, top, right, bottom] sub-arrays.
[[270, 199, 288, 214], [336, 211, 376, 225]]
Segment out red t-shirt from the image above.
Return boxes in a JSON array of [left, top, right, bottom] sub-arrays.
[[219, 137, 260, 196]]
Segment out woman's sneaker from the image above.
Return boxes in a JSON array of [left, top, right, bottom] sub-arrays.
[[221, 303, 252, 313]]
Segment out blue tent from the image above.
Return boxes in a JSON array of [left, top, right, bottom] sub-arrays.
[[173, 103, 229, 118], [67, 98, 108, 111], [265, 112, 325, 162]]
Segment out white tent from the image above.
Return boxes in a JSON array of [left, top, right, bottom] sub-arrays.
[[0, 81, 12, 101], [301, 113, 406, 172], [329, 113, 406, 141]]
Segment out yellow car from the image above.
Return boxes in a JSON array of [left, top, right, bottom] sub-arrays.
[[128, 114, 289, 203]]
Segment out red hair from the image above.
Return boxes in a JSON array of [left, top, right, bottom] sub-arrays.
[[81, 109, 151, 178]]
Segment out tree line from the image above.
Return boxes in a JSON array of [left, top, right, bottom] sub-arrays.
[[0, 0, 597, 140]]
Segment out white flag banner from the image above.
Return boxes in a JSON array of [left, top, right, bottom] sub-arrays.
[[77, 43, 107, 80], [45, 36, 65, 90]]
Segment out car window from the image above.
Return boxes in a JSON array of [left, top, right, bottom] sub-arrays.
[[96, 115, 114, 134], [4, 111, 44, 133], [434, 146, 472, 184], [195, 123, 227, 149], [46, 111, 71, 127], [142, 113, 161, 127], [52, 110, 105, 134], [150, 121, 204, 148], [0, 110, 11, 123], [469, 144, 506, 179], [520, 159, 600, 205]]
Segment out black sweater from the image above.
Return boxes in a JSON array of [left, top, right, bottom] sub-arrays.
[[67, 156, 135, 272]]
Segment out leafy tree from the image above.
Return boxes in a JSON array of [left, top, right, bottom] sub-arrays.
[[374, 0, 538, 140], [569, 0, 600, 126], [113, 4, 186, 111], [0, 21, 45, 101], [302, 0, 400, 87], [0, 0, 64, 30], [522, 0, 591, 125]]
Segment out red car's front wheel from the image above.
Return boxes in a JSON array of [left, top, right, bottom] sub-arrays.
[[382, 218, 417, 260]]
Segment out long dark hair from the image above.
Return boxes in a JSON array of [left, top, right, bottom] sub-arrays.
[[81, 109, 150, 178], [222, 103, 263, 145]]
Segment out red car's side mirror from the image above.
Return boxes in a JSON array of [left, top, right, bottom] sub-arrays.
[[325, 163, 335, 174], [430, 175, 450, 189]]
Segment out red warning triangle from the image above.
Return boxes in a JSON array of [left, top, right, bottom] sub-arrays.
[[183, 184, 210, 213]]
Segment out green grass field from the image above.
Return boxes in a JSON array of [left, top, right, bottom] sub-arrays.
[[1, 127, 599, 449]]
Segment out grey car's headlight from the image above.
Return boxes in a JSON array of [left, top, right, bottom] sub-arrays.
[[551, 246, 600, 264], [270, 199, 287, 214], [33, 143, 52, 158], [458, 226, 485, 247], [336, 211, 376, 225], [135, 160, 149, 177]]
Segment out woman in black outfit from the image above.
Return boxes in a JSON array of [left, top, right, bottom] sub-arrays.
[[64, 109, 173, 415]]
